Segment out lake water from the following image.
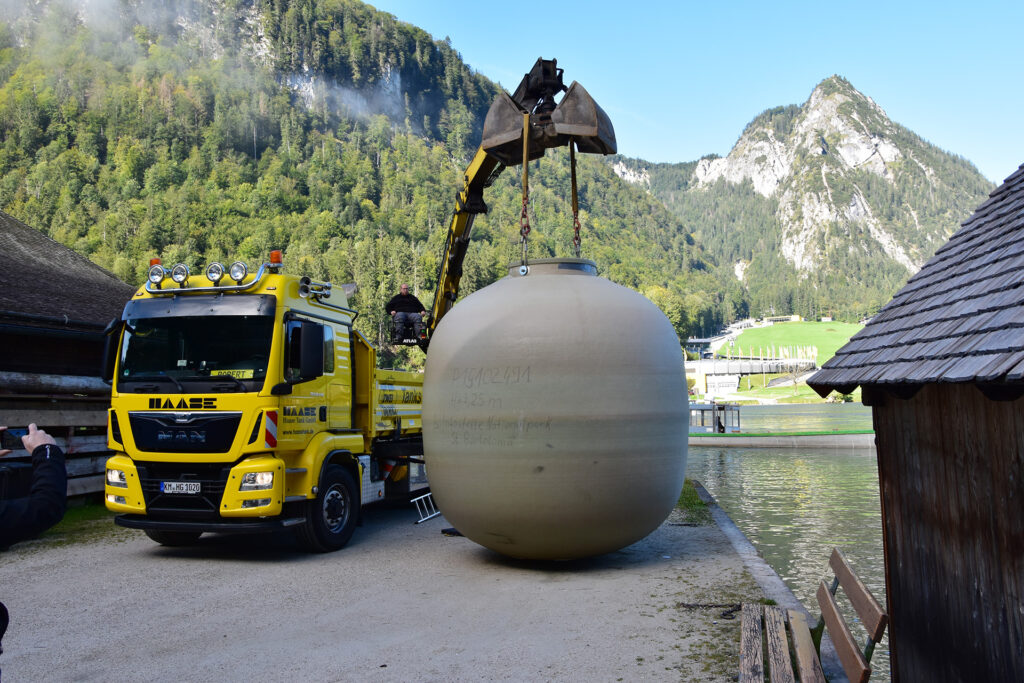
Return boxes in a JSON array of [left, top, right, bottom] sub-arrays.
[[686, 403, 890, 680]]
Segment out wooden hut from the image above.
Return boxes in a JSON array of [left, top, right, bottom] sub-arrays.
[[809, 164, 1024, 682], [0, 211, 135, 493]]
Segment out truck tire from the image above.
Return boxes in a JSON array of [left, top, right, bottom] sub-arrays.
[[298, 465, 358, 552], [144, 530, 202, 546]]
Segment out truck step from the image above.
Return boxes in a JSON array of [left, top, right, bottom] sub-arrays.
[[411, 492, 441, 524]]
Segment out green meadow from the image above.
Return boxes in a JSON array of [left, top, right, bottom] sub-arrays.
[[724, 321, 863, 365]]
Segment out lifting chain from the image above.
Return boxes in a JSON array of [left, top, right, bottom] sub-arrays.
[[570, 139, 581, 258], [519, 112, 531, 274], [519, 196, 531, 265]]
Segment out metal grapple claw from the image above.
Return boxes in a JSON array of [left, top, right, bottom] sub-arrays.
[[480, 59, 616, 165]]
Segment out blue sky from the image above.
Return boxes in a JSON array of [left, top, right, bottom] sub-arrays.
[[368, 0, 1022, 184]]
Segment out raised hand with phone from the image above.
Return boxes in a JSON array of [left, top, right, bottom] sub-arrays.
[[0, 424, 67, 548]]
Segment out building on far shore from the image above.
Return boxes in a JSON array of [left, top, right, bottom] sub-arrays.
[[809, 163, 1024, 682], [1, 211, 134, 492]]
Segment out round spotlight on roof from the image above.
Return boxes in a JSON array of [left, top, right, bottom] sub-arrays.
[[229, 261, 248, 283], [147, 264, 166, 285], [206, 262, 225, 284], [170, 263, 190, 284]]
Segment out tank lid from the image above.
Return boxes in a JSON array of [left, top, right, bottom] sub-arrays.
[[508, 258, 597, 278]]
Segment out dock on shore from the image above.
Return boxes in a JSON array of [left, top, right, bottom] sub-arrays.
[[690, 430, 875, 448]]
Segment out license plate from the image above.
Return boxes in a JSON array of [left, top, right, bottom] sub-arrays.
[[161, 481, 201, 494]]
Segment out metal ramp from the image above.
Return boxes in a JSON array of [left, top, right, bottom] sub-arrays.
[[411, 492, 441, 524]]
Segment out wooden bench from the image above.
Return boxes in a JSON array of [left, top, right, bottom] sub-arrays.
[[740, 548, 888, 683]]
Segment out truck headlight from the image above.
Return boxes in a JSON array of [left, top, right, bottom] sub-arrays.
[[240, 471, 274, 491], [106, 469, 128, 488]]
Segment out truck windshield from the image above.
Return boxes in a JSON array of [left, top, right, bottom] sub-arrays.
[[118, 315, 274, 392]]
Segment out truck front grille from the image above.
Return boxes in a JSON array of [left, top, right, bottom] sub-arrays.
[[128, 411, 242, 453], [136, 462, 230, 519]]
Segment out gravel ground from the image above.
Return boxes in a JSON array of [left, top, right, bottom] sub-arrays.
[[0, 502, 762, 682]]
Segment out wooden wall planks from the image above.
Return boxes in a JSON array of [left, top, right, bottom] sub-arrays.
[[873, 383, 1024, 682]]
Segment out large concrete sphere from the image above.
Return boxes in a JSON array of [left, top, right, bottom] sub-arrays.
[[422, 258, 688, 560]]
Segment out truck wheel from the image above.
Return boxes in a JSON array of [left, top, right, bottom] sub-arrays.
[[298, 465, 358, 552], [144, 530, 202, 546]]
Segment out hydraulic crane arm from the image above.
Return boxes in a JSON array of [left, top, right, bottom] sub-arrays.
[[427, 147, 503, 334], [420, 58, 616, 348]]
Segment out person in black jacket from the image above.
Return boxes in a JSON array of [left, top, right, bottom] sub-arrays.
[[385, 284, 427, 340], [0, 423, 66, 679], [0, 424, 66, 550]]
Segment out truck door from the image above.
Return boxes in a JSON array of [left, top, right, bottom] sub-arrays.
[[326, 324, 353, 430], [277, 317, 330, 450]]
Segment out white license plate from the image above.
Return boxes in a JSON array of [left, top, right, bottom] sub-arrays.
[[162, 481, 201, 494]]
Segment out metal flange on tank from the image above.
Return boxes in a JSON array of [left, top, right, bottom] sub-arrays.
[[423, 259, 689, 561]]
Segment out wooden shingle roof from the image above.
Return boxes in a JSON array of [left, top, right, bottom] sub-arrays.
[[810, 163, 1024, 396], [0, 211, 135, 331]]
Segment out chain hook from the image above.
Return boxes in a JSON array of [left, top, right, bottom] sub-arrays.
[[569, 138, 581, 258], [572, 213, 582, 258], [519, 112, 531, 274], [519, 196, 531, 274]]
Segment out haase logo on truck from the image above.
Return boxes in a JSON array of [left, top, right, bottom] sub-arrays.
[[148, 398, 217, 409]]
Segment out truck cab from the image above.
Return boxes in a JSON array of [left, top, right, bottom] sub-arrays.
[[103, 251, 426, 551]]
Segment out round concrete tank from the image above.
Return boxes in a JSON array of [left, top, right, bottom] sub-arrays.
[[422, 258, 688, 560]]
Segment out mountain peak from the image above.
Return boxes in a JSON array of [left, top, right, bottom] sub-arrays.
[[689, 76, 991, 279], [695, 74, 903, 200], [812, 74, 857, 96], [806, 74, 889, 127]]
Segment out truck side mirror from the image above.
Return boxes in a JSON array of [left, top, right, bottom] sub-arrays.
[[298, 321, 324, 381], [101, 318, 124, 385], [280, 318, 325, 389]]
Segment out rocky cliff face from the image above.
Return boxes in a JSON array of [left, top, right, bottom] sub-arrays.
[[691, 76, 982, 277], [611, 160, 651, 188], [695, 80, 904, 198]]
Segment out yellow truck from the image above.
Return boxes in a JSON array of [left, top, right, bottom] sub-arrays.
[[102, 251, 427, 551], [102, 58, 615, 551]]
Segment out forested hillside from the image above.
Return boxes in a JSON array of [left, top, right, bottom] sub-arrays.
[[0, 0, 728, 365]]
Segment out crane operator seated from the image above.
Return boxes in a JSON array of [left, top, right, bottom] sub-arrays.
[[386, 284, 427, 341]]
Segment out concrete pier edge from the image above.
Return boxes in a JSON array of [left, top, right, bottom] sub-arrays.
[[689, 432, 876, 449], [693, 480, 850, 682]]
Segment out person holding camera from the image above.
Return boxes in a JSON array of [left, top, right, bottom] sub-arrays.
[[1, 424, 66, 679], [0, 424, 67, 550]]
